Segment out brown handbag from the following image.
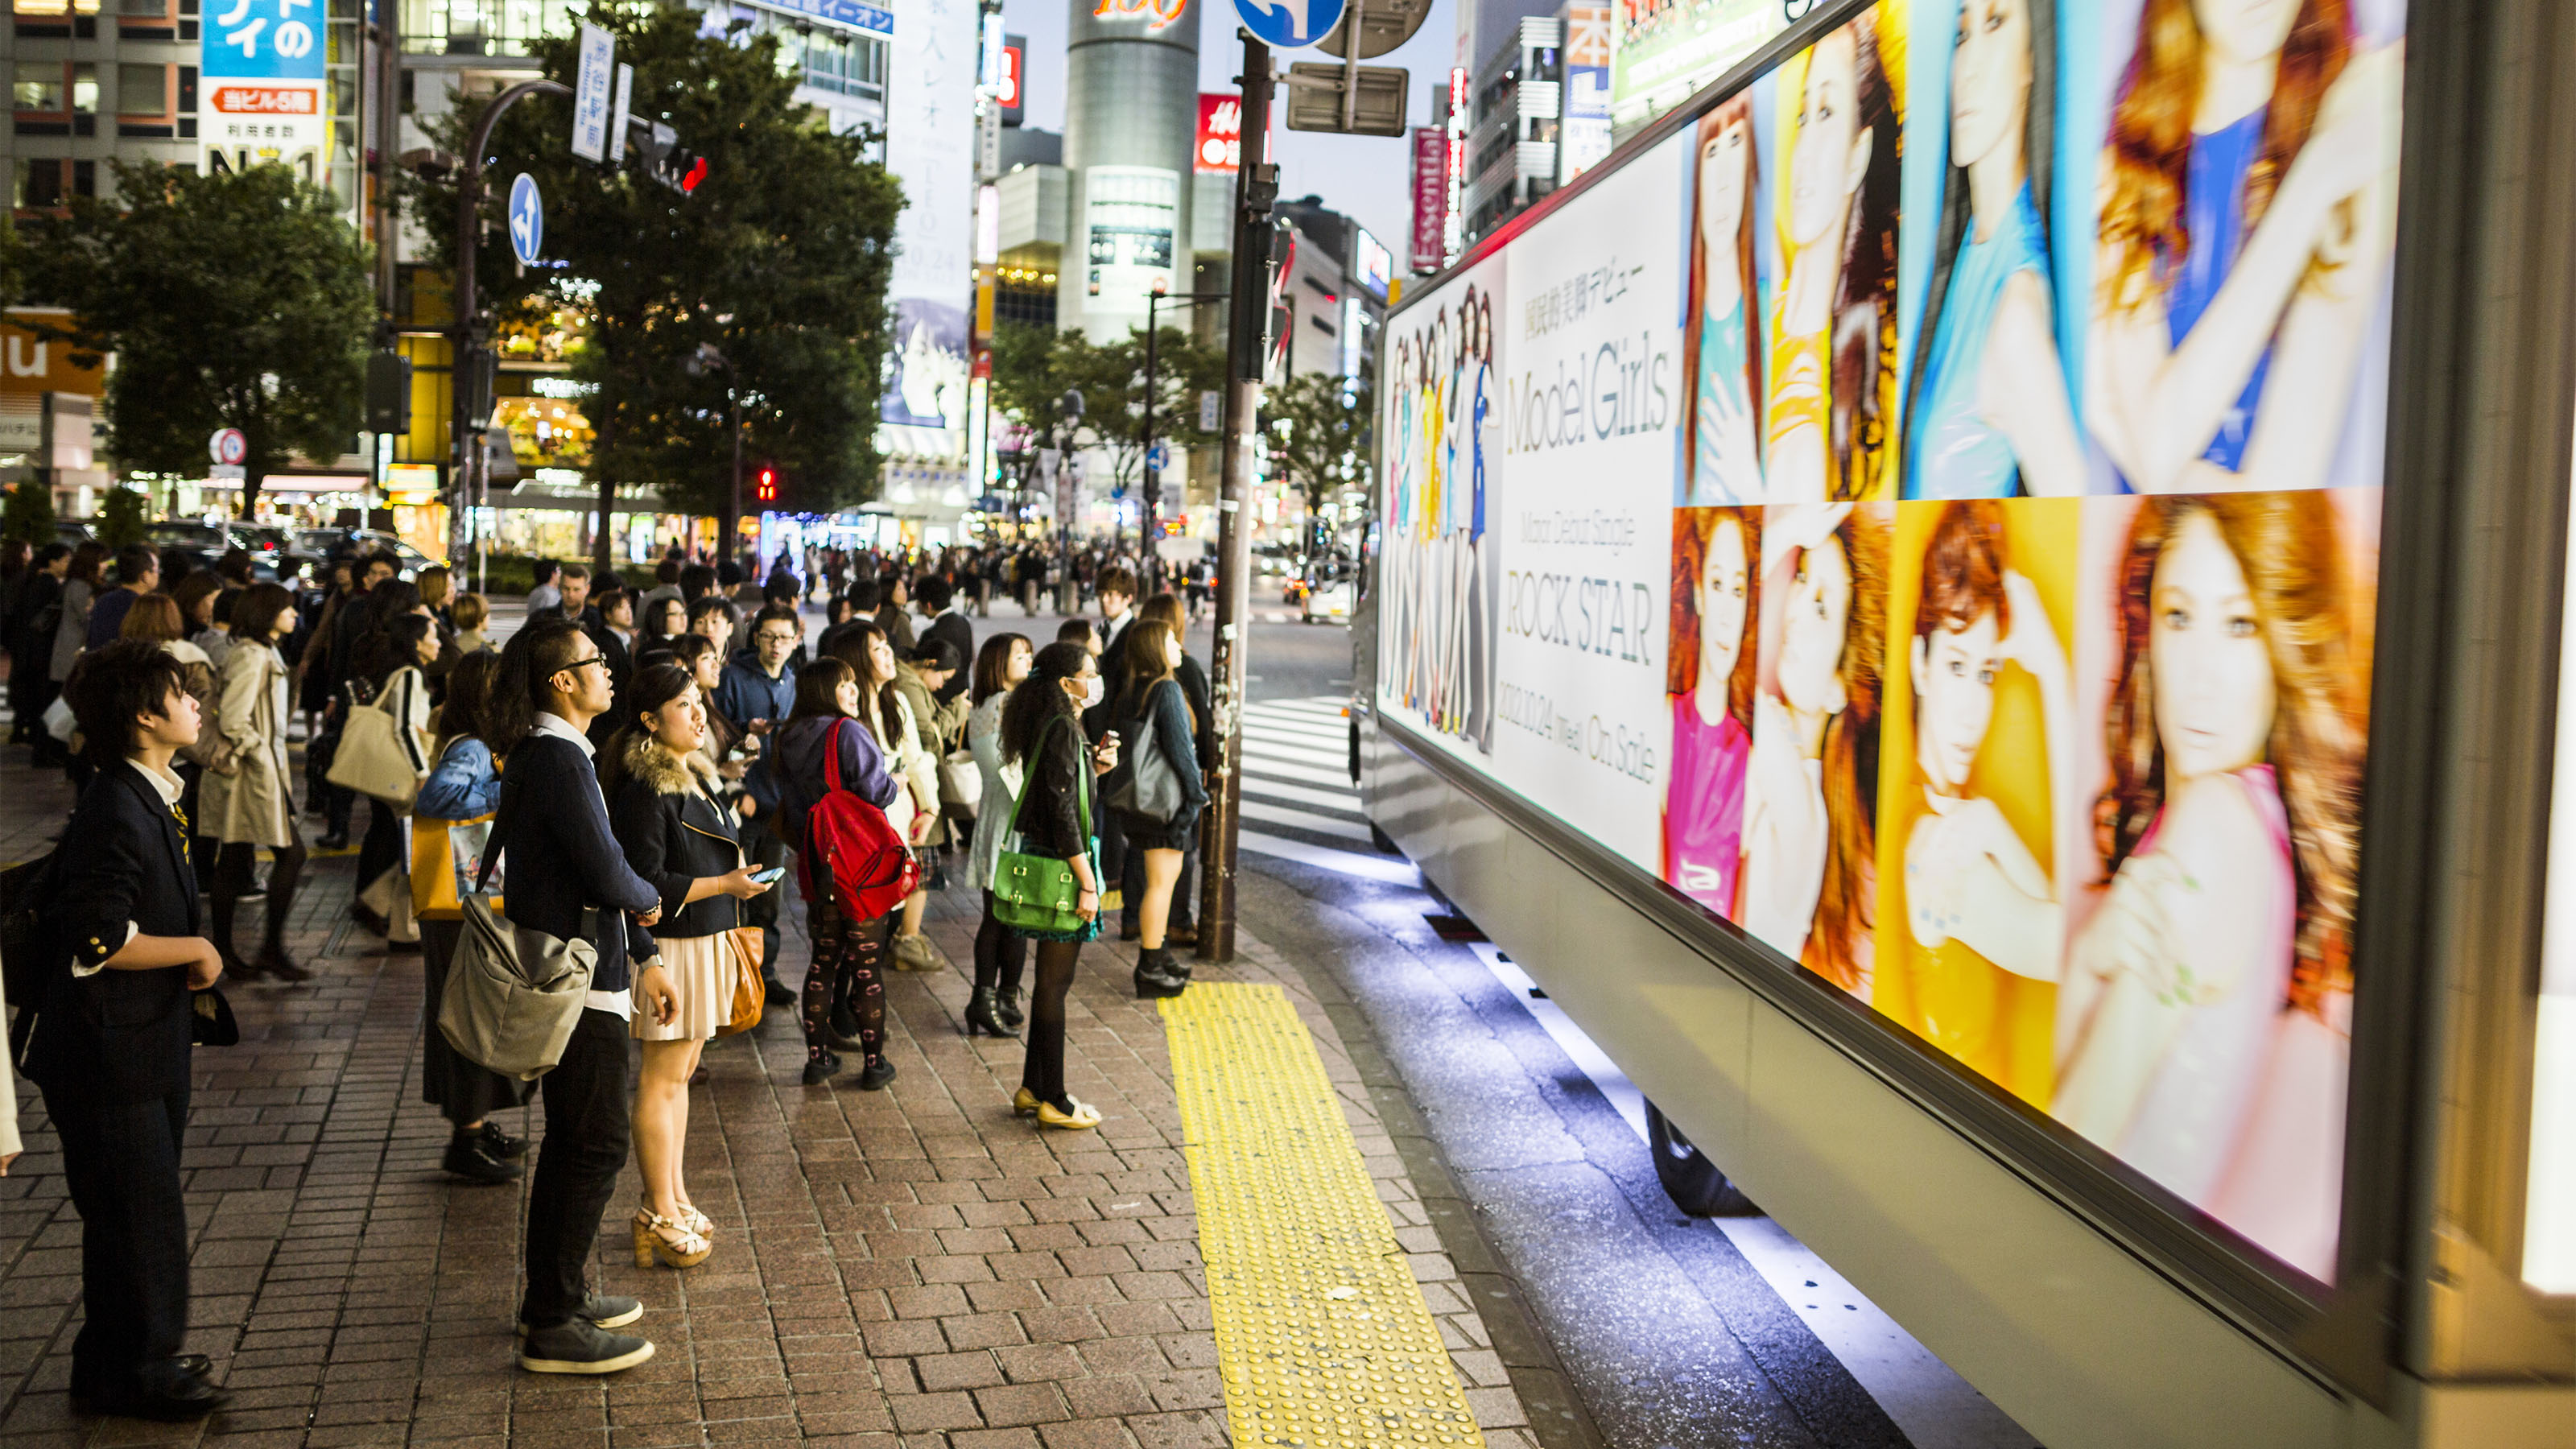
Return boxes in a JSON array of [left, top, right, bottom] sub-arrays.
[[716, 925, 766, 1035]]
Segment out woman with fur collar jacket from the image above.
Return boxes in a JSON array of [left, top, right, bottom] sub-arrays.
[[602, 665, 774, 1271]]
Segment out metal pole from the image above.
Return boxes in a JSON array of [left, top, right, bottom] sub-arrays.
[[1340, 0, 1363, 133], [728, 378, 742, 568], [1199, 31, 1274, 964], [1143, 291, 1159, 583], [448, 77, 568, 594]]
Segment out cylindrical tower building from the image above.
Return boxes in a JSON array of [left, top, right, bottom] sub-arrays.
[[1059, 0, 1200, 340]]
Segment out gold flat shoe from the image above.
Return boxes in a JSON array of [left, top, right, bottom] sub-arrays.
[[1035, 1097, 1101, 1131]]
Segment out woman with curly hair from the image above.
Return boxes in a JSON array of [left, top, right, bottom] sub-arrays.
[[1663, 508, 1761, 917]]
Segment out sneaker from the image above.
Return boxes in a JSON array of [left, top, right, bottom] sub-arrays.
[[855, 1056, 897, 1091], [443, 1131, 522, 1184], [518, 1319, 655, 1375], [802, 1051, 844, 1086], [516, 1295, 643, 1338], [478, 1121, 528, 1159], [891, 934, 947, 972]]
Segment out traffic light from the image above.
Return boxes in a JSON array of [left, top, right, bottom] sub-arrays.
[[628, 118, 708, 195], [754, 467, 777, 502]]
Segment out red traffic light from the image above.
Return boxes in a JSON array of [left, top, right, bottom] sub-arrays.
[[680, 155, 709, 193], [755, 468, 777, 502]]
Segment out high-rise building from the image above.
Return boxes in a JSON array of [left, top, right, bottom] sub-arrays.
[[1051, 0, 1198, 342]]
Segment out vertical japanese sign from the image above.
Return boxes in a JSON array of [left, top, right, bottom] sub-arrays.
[[1408, 126, 1445, 273], [571, 23, 616, 163], [1558, 6, 1612, 183], [200, 0, 325, 174]]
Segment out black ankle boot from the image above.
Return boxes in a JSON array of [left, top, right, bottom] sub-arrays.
[[965, 987, 1018, 1038], [994, 988, 1026, 1031], [1133, 947, 1187, 1000]]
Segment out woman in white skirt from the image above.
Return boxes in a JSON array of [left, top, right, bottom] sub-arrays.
[[603, 664, 774, 1269]]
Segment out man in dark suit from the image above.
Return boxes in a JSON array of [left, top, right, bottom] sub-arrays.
[[29, 641, 231, 1420], [913, 576, 974, 706], [485, 618, 670, 1375]]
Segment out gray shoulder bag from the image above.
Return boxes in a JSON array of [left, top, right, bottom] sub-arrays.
[[437, 811, 597, 1081]]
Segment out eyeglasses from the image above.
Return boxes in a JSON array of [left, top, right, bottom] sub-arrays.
[[556, 655, 610, 675], [755, 631, 799, 644]]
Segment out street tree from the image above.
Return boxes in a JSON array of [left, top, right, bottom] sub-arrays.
[[2, 479, 52, 547], [1261, 369, 1373, 562], [6, 162, 373, 520], [987, 322, 1224, 502], [416, 2, 903, 547]]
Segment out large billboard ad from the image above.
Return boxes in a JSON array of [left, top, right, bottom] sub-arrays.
[[200, 0, 326, 174], [1379, 0, 2405, 1285], [1608, 0, 1782, 130]]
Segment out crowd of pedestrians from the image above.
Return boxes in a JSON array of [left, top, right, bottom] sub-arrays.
[[0, 531, 1222, 1413]]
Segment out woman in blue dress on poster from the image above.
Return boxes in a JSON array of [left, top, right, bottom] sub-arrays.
[[1903, 0, 2087, 501]]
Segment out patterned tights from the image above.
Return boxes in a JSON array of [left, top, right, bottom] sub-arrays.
[[803, 891, 892, 1063]]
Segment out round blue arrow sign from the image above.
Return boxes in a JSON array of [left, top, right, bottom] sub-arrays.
[[1233, 0, 1344, 50], [1146, 441, 1171, 473], [507, 173, 543, 266]]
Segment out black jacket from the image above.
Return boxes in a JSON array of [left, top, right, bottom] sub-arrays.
[[493, 731, 659, 990], [609, 738, 747, 940], [1009, 709, 1093, 861], [1110, 677, 1211, 823], [919, 610, 974, 703], [772, 713, 900, 852], [27, 762, 201, 1102]]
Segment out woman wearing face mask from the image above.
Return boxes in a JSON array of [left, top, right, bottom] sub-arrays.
[[965, 633, 1035, 1037], [1885, 502, 2070, 1097], [2087, 0, 2399, 496], [1663, 509, 1761, 917], [1000, 642, 1121, 1129], [2055, 493, 2359, 1278], [1766, 9, 1902, 504], [1108, 620, 1212, 998], [1902, 0, 2086, 500], [603, 665, 773, 1268], [1740, 503, 1887, 995], [1682, 97, 1764, 507]]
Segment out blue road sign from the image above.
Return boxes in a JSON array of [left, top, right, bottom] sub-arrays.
[[1232, 0, 1344, 50], [507, 173, 543, 266], [1147, 441, 1171, 473]]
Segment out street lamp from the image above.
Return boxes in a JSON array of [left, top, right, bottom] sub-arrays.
[[1142, 289, 1226, 591], [687, 342, 741, 571], [1053, 387, 1084, 611]]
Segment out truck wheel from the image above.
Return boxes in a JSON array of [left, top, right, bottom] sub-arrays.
[[1645, 1101, 1756, 1217]]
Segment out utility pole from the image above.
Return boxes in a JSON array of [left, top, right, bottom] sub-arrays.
[[1198, 31, 1278, 964], [447, 77, 570, 597], [1142, 288, 1225, 593]]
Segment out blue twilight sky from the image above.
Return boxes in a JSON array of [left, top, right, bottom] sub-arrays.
[[1001, 0, 1459, 260]]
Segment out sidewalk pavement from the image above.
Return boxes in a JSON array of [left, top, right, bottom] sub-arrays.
[[0, 749, 1534, 1449]]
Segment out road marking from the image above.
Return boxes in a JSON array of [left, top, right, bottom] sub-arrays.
[[1240, 778, 1368, 815], [1161, 983, 1488, 1449], [1238, 799, 1374, 844], [1237, 830, 1419, 886], [1242, 759, 1360, 791]]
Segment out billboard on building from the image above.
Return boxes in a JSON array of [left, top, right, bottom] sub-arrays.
[[1380, 0, 2407, 1286], [1408, 127, 1447, 274], [880, 0, 980, 460], [1197, 93, 1241, 174], [200, 0, 326, 174], [1560, 5, 1613, 181], [1607, 0, 1779, 131]]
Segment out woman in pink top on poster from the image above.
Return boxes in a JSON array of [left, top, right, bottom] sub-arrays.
[[1665, 509, 1762, 918]]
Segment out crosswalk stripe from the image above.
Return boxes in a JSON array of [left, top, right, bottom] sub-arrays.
[[1244, 716, 1348, 741], [1237, 800, 1374, 844], [1239, 777, 1363, 814], [1241, 758, 1356, 791], [1238, 739, 1350, 771], [1238, 830, 1420, 885], [1253, 700, 1348, 719]]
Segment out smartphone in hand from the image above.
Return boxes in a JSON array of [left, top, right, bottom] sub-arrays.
[[750, 866, 787, 886]]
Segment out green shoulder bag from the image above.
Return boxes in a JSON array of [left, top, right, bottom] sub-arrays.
[[991, 716, 1100, 943]]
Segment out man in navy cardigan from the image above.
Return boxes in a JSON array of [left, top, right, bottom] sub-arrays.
[[30, 641, 230, 1420], [485, 618, 675, 1374]]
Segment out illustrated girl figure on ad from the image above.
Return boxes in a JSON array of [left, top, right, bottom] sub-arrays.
[[1902, 0, 2087, 500], [1889, 502, 2072, 1094], [2056, 493, 2363, 1278], [2087, 0, 2401, 495], [1681, 96, 1764, 507], [1664, 507, 1761, 917], [1765, 6, 1901, 504], [1743, 502, 1887, 996]]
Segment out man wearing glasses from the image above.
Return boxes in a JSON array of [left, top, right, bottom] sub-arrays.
[[484, 618, 671, 1373], [716, 605, 804, 1005]]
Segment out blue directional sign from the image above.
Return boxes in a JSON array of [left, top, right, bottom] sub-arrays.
[[1232, 0, 1344, 49], [507, 174, 543, 266], [1146, 441, 1171, 473]]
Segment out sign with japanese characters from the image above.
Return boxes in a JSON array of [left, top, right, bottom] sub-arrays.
[[200, 0, 325, 171]]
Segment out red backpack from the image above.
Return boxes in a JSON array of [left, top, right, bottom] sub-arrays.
[[798, 719, 920, 918]]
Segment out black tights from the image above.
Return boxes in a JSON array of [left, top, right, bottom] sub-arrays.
[[1018, 939, 1083, 1113], [804, 894, 892, 1063], [212, 839, 307, 958], [973, 893, 1026, 999]]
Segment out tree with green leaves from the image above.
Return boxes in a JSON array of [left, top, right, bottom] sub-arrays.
[[1261, 369, 1373, 560], [96, 484, 147, 547], [986, 321, 1224, 503], [6, 161, 373, 521], [2, 478, 52, 547], [415, 2, 903, 535]]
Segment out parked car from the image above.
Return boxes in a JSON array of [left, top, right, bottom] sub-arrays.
[[1302, 573, 1353, 624]]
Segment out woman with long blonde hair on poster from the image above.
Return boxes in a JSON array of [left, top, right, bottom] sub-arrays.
[[1741, 503, 1887, 995], [1682, 97, 1763, 506], [1902, 0, 2087, 500], [2056, 493, 2361, 1275], [2086, 0, 2401, 496], [1664, 508, 1761, 917], [1765, 9, 1901, 504]]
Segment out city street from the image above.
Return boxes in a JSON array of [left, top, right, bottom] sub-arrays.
[[0, 601, 2029, 1449]]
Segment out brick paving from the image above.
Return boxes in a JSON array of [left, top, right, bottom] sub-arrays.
[[0, 748, 1534, 1449]]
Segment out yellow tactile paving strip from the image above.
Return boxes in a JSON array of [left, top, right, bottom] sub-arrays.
[[1162, 982, 1488, 1449]]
